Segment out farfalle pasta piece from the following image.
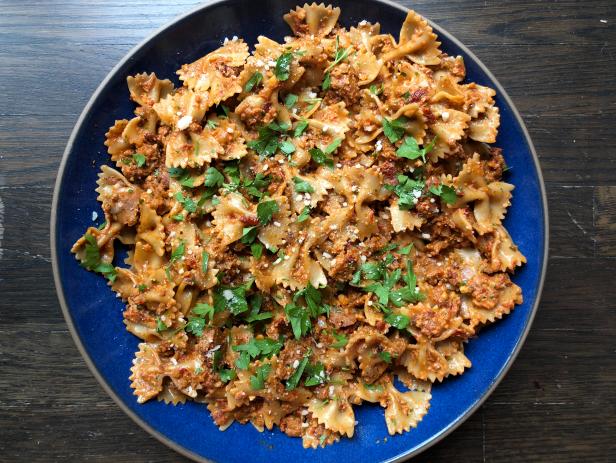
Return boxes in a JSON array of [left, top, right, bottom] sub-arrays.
[[127, 72, 174, 107], [211, 192, 257, 248], [383, 10, 441, 65], [130, 342, 165, 403], [383, 380, 431, 435], [153, 88, 209, 127], [95, 165, 141, 226], [390, 201, 424, 232], [469, 106, 500, 143], [284, 3, 341, 37], [399, 339, 471, 382], [308, 394, 355, 438], [178, 40, 249, 108]]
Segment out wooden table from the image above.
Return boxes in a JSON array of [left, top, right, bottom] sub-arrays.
[[1, 0, 614, 461]]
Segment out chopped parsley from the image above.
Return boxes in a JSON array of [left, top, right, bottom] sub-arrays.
[[294, 119, 309, 137], [396, 136, 436, 163], [379, 351, 392, 363], [244, 71, 263, 92], [214, 284, 250, 316], [132, 153, 146, 167], [251, 242, 264, 259], [429, 183, 458, 204], [382, 116, 408, 143], [369, 83, 384, 95], [155, 317, 167, 332], [322, 72, 331, 90], [204, 167, 225, 188], [292, 176, 314, 193], [205, 119, 218, 129], [256, 200, 279, 225], [384, 312, 410, 330], [243, 173, 271, 199], [175, 191, 198, 213], [285, 352, 310, 390], [309, 138, 341, 168], [285, 93, 298, 108], [386, 175, 425, 210], [330, 332, 348, 349], [285, 284, 328, 339], [274, 52, 293, 81], [325, 36, 350, 73], [169, 240, 185, 263], [172, 214, 184, 221], [297, 206, 311, 222], [279, 139, 296, 155], [247, 122, 291, 157], [250, 363, 272, 390], [80, 233, 117, 282], [185, 316, 206, 337], [304, 362, 327, 387]]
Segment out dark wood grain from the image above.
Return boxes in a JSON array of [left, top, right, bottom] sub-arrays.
[[1, 0, 615, 462]]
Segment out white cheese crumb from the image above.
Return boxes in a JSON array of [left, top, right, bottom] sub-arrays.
[[375, 139, 383, 152], [329, 224, 337, 230], [292, 359, 300, 368], [367, 300, 373, 306], [359, 20, 368, 26], [278, 158, 285, 164], [273, 221, 281, 227], [322, 251, 332, 259], [336, 163, 342, 168], [354, 163, 362, 168], [177, 115, 193, 130], [316, 343, 323, 348], [175, 111, 182, 116], [430, 198, 436, 203], [284, 255, 290, 260], [304, 200, 311, 206], [307, 91, 317, 99], [91, 211, 98, 221], [317, 319, 326, 327], [421, 233, 431, 240], [296, 195, 303, 202], [329, 385, 335, 396], [342, 202, 348, 207], [170, 358, 178, 366], [178, 268, 184, 275], [226, 127, 234, 133], [263, 164, 269, 171], [301, 422, 309, 428], [441, 111, 450, 122], [301, 409, 309, 416], [187, 249, 193, 255], [364, 125, 374, 132], [351, 185, 358, 192]]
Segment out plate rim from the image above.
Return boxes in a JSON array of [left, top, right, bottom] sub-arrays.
[[50, 1, 549, 461]]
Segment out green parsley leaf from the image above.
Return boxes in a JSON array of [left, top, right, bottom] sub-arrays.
[[274, 52, 293, 81], [204, 167, 224, 188], [293, 176, 314, 193], [217, 285, 249, 315], [257, 200, 279, 225], [185, 316, 206, 336], [386, 175, 425, 210], [96, 221, 107, 230], [192, 303, 215, 323], [243, 173, 271, 199], [247, 125, 282, 157], [80, 233, 117, 282], [322, 71, 331, 90], [309, 147, 334, 168], [384, 312, 410, 330], [429, 184, 458, 205], [330, 332, 348, 349], [399, 244, 413, 255], [137, 284, 148, 292], [285, 93, 298, 108], [236, 351, 250, 370], [240, 226, 258, 244], [325, 36, 350, 72], [285, 302, 311, 339], [279, 139, 296, 155], [206, 119, 218, 129], [175, 191, 197, 213], [244, 71, 263, 92], [172, 214, 184, 221], [379, 351, 392, 363], [133, 153, 146, 167], [155, 317, 167, 332], [286, 354, 310, 390], [304, 362, 327, 387], [250, 363, 272, 390], [382, 116, 408, 143], [169, 240, 185, 263], [251, 242, 264, 259], [396, 136, 436, 162], [324, 138, 342, 155], [219, 369, 236, 383], [297, 206, 311, 223], [369, 83, 384, 95], [294, 119, 309, 137]]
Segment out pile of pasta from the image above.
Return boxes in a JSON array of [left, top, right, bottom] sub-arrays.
[[72, 3, 525, 447]]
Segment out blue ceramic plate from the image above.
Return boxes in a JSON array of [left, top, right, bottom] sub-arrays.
[[51, 1, 548, 461]]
